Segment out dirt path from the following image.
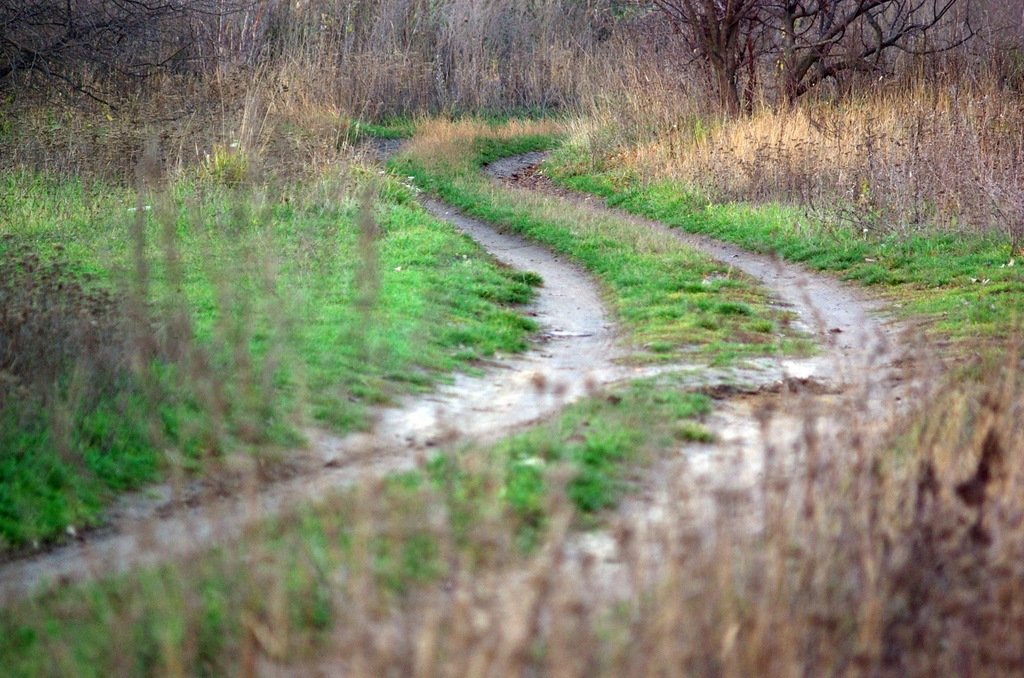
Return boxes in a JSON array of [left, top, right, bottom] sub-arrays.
[[488, 154, 922, 483], [0, 188, 644, 603], [0, 149, 913, 604], [486, 153, 924, 597], [487, 153, 909, 403]]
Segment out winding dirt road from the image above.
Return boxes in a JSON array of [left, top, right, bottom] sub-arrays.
[[0, 149, 913, 603], [0, 172, 643, 601], [487, 153, 906, 398], [485, 153, 925, 598]]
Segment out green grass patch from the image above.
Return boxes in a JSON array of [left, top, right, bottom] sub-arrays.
[[0, 167, 539, 549], [500, 380, 711, 519], [346, 117, 418, 142], [392, 124, 808, 365], [545, 146, 1024, 342], [430, 376, 712, 548], [0, 479, 446, 677]]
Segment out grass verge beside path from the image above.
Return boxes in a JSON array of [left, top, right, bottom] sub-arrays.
[[544, 146, 1024, 343], [0, 166, 538, 550], [391, 119, 811, 366], [0, 372, 712, 676]]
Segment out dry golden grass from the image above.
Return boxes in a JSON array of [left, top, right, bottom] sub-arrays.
[[0, 0, 607, 181], [576, 73, 1024, 242], [404, 118, 560, 172]]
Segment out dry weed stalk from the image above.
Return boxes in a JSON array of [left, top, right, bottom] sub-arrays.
[[284, 349, 1024, 676]]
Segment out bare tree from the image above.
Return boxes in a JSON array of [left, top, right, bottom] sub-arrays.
[[771, 0, 974, 103], [644, 0, 975, 112], [649, 0, 767, 114]]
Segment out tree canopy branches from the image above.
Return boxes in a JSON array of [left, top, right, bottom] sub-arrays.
[[645, 0, 975, 112]]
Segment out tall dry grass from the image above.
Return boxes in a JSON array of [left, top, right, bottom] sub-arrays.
[[0, 0, 617, 181], [3, 0, 1021, 199], [558, 6, 1024, 241], [267, 0, 607, 118], [578, 76, 1024, 242]]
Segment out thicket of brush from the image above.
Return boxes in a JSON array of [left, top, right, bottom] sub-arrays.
[[0, 0, 615, 179], [3, 0, 613, 113]]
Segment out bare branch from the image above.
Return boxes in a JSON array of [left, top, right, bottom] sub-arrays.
[[641, 0, 975, 111], [0, 0, 269, 99]]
